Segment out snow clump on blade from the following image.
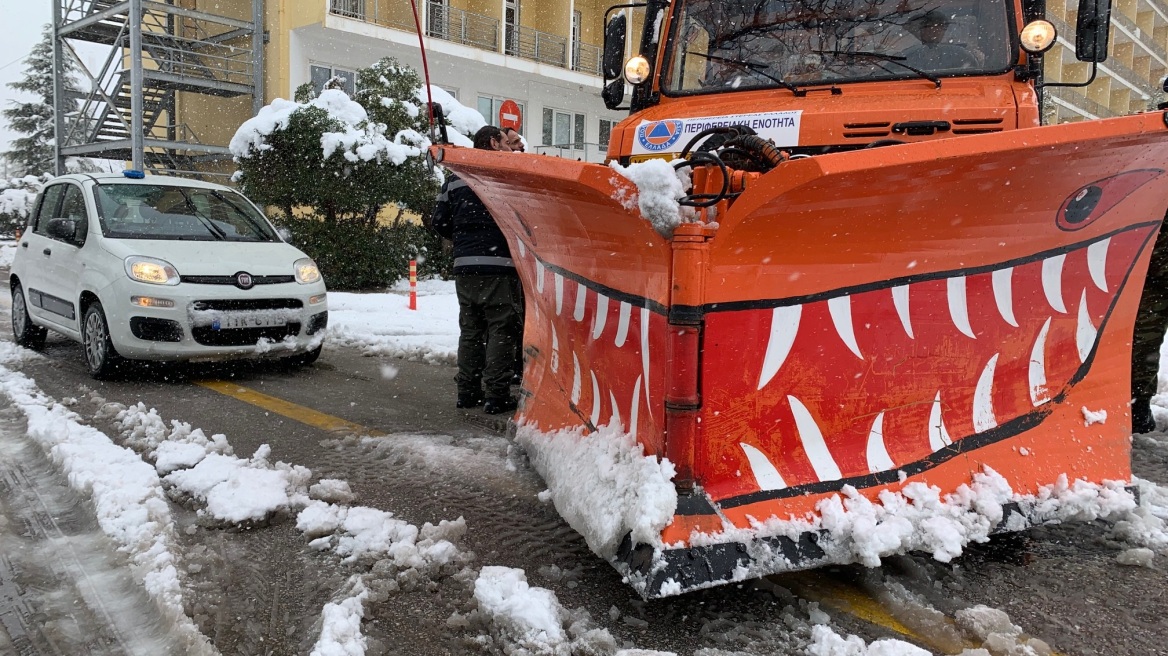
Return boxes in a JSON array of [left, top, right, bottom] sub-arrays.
[[514, 420, 678, 559], [609, 158, 696, 237]]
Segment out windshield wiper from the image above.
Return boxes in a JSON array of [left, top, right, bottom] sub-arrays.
[[686, 50, 800, 94], [814, 50, 942, 89], [177, 189, 227, 240], [210, 191, 272, 240]]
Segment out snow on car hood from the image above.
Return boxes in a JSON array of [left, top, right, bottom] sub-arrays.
[[100, 239, 312, 277]]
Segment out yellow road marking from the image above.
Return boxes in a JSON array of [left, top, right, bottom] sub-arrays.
[[196, 379, 385, 437], [781, 572, 1063, 656], [781, 573, 922, 641]]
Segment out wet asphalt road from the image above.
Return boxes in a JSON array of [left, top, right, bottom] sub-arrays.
[[0, 287, 1166, 655]]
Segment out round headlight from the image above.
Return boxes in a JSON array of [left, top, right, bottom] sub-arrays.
[[295, 257, 322, 284], [125, 256, 180, 286], [1020, 20, 1057, 54], [623, 55, 651, 85]]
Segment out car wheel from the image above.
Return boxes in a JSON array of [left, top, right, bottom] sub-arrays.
[[11, 282, 47, 350], [283, 344, 322, 368], [82, 301, 123, 379]]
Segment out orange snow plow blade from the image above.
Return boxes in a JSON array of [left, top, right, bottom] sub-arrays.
[[436, 111, 1168, 597]]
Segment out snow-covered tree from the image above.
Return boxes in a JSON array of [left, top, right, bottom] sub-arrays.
[[2, 26, 84, 177], [0, 174, 51, 237], [231, 57, 446, 224]]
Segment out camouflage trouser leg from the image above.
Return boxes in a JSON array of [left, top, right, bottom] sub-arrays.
[[1131, 219, 1168, 431]]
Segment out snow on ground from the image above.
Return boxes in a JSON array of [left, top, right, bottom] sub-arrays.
[[111, 399, 473, 653], [0, 239, 16, 269], [323, 278, 460, 363], [0, 343, 215, 654]]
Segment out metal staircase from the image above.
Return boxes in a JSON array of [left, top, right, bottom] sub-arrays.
[[52, 0, 264, 177]]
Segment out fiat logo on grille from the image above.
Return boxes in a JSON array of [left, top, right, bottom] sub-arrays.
[[234, 272, 254, 290]]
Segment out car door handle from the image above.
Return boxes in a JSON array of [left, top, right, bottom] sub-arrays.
[[43, 248, 51, 256]]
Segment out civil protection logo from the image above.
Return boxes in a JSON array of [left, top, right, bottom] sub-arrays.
[[637, 120, 684, 152]]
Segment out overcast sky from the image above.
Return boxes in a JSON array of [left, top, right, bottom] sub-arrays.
[[0, 2, 52, 171]]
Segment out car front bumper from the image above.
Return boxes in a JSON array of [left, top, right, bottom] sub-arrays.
[[103, 278, 329, 361]]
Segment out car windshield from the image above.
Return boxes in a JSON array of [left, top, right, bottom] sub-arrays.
[[663, 0, 1013, 94], [93, 183, 279, 242]]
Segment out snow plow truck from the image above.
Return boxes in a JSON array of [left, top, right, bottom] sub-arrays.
[[430, 0, 1168, 597]]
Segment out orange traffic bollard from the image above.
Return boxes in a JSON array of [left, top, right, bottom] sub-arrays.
[[408, 260, 417, 310]]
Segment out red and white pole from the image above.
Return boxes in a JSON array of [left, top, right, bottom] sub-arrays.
[[408, 260, 418, 310]]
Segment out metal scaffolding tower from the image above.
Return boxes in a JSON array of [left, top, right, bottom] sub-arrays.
[[52, 0, 264, 177]]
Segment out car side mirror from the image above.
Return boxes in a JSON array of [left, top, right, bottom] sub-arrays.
[[603, 13, 627, 80], [47, 218, 78, 242], [1075, 0, 1111, 62]]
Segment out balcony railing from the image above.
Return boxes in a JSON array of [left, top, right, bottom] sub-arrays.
[[505, 25, 567, 66], [573, 42, 602, 76], [426, 3, 499, 52], [329, 0, 364, 20], [326, 0, 600, 76]]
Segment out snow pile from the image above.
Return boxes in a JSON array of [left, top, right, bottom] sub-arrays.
[[325, 282, 460, 363], [805, 625, 929, 656], [165, 446, 312, 523], [297, 501, 467, 571], [418, 85, 485, 148], [310, 575, 370, 656], [667, 466, 1163, 594], [467, 566, 619, 655], [1108, 476, 1168, 550], [231, 89, 427, 165], [953, 605, 1053, 655], [474, 566, 565, 647], [0, 240, 17, 269], [310, 478, 357, 505], [114, 403, 312, 524], [515, 420, 678, 558], [0, 348, 211, 652], [610, 159, 695, 237]]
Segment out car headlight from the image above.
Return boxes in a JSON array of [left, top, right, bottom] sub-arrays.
[[295, 258, 322, 284], [125, 256, 180, 286]]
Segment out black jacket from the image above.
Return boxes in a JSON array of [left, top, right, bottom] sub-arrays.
[[430, 173, 516, 277]]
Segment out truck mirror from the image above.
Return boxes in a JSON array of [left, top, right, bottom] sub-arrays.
[[602, 78, 626, 110], [603, 14, 627, 80], [1075, 0, 1111, 62]]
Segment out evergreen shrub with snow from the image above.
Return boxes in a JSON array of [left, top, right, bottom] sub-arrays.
[[231, 57, 456, 289]]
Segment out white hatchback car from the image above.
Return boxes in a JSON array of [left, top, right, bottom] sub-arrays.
[[9, 172, 328, 378]]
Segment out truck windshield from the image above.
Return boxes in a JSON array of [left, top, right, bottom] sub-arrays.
[[663, 0, 1014, 94]]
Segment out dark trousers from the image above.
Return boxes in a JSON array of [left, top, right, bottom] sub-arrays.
[[1132, 223, 1168, 428], [455, 274, 522, 399]]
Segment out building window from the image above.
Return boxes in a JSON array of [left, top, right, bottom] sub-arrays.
[[310, 64, 356, 97], [571, 10, 582, 69], [543, 108, 585, 149], [599, 119, 614, 148], [478, 96, 524, 133], [505, 0, 521, 56], [427, 0, 449, 38]]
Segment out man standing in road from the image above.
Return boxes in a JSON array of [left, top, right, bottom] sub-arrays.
[[431, 125, 522, 415]]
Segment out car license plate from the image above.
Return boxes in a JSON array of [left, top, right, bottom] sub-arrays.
[[213, 314, 286, 330]]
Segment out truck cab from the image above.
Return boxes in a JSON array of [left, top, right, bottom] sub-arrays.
[[600, 0, 1111, 161]]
